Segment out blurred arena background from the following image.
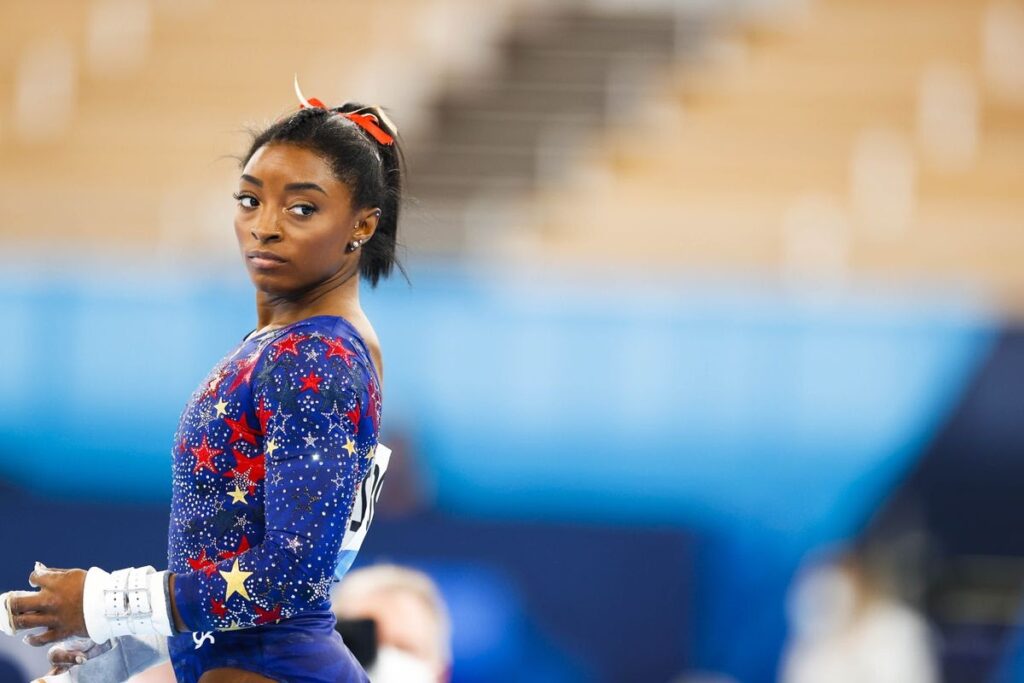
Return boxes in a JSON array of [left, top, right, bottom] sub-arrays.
[[1, 0, 1023, 681]]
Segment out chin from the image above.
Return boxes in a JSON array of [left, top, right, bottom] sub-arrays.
[[247, 269, 292, 294]]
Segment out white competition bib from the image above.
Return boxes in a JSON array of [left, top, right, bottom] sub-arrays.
[[334, 444, 391, 579]]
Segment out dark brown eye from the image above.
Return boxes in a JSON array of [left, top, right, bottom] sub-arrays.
[[233, 193, 259, 209], [288, 204, 317, 217]]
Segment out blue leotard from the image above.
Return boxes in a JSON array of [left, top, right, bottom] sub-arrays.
[[166, 315, 383, 682]]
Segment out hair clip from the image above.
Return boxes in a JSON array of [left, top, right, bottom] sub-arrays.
[[293, 75, 395, 146], [340, 112, 395, 146], [293, 75, 327, 110]]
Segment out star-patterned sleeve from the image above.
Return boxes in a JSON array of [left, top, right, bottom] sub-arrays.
[[171, 327, 380, 632]]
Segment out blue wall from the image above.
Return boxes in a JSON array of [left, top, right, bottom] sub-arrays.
[[0, 261, 995, 681]]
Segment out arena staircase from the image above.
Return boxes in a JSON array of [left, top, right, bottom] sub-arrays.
[[402, 5, 698, 254]]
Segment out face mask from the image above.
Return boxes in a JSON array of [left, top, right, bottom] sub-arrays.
[[367, 645, 436, 683], [788, 565, 857, 639]]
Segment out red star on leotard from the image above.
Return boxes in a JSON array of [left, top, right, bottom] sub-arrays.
[[323, 337, 356, 367], [346, 400, 361, 433], [255, 397, 274, 434], [226, 353, 260, 394], [191, 435, 223, 474], [271, 333, 305, 360], [225, 448, 266, 493], [299, 371, 323, 393], [255, 603, 282, 625], [210, 597, 228, 617], [366, 380, 380, 431], [201, 366, 229, 400], [225, 412, 260, 446], [187, 548, 218, 576], [218, 535, 250, 561]]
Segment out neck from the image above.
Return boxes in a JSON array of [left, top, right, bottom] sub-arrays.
[[254, 264, 362, 331]]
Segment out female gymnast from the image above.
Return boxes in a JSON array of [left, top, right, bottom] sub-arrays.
[[0, 83, 402, 683]]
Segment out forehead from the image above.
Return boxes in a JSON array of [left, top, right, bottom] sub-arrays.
[[242, 143, 343, 189]]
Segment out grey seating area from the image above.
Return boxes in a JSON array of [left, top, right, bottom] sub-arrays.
[[402, 6, 708, 255]]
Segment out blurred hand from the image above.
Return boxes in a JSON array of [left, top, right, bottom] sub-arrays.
[[9, 564, 88, 646], [30, 638, 112, 682]]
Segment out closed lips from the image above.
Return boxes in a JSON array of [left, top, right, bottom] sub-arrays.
[[247, 250, 286, 262]]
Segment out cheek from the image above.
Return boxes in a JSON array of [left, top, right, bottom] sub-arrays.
[[299, 227, 347, 267], [233, 213, 249, 243]]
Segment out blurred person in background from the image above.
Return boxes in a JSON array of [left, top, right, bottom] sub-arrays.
[[780, 547, 939, 683], [0, 86, 402, 683], [331, 564, 452, 683]]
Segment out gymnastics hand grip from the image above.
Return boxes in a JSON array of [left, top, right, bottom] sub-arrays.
[[0, 590, 37, 637]]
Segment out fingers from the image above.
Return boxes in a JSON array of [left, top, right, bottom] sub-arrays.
[[8, 590, 53, 617], [25, 628, 63, 647], [3, 590, 48, 638], [29, 562, 67, 589], [12, 611, 56, 632], [48, 647, 88, 667], [0, 591, 17, 636]]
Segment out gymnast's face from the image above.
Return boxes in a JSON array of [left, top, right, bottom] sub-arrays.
[[234, 143, 379, 296]]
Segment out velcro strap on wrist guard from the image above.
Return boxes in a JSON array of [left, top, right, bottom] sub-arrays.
[[83, 567, 174, 643]]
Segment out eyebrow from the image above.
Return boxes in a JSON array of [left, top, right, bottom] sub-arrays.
[[284, 182, 328, 196], [239, 176, 327, 196]]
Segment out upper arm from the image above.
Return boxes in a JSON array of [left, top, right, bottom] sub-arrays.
[[249, 330, 379, 573]]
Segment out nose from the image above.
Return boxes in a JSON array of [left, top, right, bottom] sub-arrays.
[[250, 208, 282, 243]]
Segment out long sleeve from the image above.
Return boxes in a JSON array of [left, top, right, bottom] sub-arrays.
[[171, 326, 380, 632]]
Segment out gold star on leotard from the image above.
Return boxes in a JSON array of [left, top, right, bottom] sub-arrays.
[[343, 438, 357, 456], [228, 486, 248, 505], [213, 399, 229, 417], [220, 559, 253, 601]]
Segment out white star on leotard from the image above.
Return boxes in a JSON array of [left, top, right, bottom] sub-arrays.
[[322, 402, 346, 433]]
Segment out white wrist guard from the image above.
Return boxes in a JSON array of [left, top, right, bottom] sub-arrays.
[[82, 566, 174, 644]]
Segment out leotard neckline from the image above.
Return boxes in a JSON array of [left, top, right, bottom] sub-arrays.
[[244, 314, 381, 387]]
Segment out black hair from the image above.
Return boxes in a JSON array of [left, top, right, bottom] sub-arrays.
[[242, 103, 406, 287]]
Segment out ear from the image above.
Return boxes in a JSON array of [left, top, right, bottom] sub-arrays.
[[352, 208, 381, 243]]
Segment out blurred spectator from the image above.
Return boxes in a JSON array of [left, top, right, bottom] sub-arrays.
[[780, 549, 938, 683], [332, 564, 451, 683]]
